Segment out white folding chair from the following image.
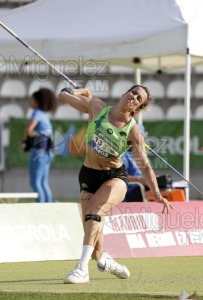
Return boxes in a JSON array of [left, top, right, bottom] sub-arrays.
[[166, 104, 193, 120], [28, 80, 55, 96], [194, 80, 203, 99], [0, 103, 24, 122], [193, 104, 203, 119], [111, 79, 134, 98], [54, 104, 81, 120], [142, 104, 165, 120], [166, 79, 193, 99], [1, 79, 27, 98], [142, 79, 165, 98]]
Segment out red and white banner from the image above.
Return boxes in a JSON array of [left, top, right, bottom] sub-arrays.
[[103, 202, 203, 258], [1, 201, 202, 262]]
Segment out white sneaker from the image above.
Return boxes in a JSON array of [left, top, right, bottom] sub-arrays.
[[97, 252, 130, 279], [64, 263, 89, 284]]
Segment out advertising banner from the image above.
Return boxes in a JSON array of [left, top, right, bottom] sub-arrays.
[[144, 120, 203, 170], [103, 202, 203, 258], [7, 119, 203, 169], [7, 118, 87, 168], [0, 203, 83, 263], [0, 202, 203, 263]]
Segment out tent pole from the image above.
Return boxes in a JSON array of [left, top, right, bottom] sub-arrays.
[[134, 68, 142, 125], [184, 48, 191, 201]]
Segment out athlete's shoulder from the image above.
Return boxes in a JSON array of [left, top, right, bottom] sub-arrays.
[[91, 98, 106, 109], [128, 123, 145, 144], [89, 99, 107, 119]]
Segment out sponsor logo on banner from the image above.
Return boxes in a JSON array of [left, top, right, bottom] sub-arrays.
[[103, 202, 203, 258], [104, 213, 159, 235], [0, 224, 71, 242], [0, 203, 83, 263]]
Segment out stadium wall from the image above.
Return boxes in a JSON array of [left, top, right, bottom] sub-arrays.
[[1, 168, 202, 201]]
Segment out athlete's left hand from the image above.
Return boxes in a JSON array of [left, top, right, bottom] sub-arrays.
[[155, 194, 174, 213]]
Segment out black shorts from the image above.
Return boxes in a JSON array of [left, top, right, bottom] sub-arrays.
[[78, 164, 129, 194]]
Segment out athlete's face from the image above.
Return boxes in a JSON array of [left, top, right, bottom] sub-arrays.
[[121, 86, 148, 111]]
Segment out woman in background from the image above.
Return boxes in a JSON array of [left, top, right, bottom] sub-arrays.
[[22, 88, 57, 203]]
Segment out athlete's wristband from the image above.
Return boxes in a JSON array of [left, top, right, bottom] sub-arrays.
[[154, 192, 161, 202], [60, 87, 74, 94]]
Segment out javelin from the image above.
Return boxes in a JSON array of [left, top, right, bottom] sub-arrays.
[[0, 21, 79, 89], [145, 144, 203, 195]]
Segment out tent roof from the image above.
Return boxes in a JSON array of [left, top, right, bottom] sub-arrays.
[[1, 0, 203, 70]]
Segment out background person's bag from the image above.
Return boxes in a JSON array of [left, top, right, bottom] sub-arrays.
[[157, 174, 173, 189], [22, 134, 53, 152]]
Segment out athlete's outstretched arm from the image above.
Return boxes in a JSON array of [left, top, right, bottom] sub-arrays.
[[58, 88, 93, 114], [128, 124, 173, 212]]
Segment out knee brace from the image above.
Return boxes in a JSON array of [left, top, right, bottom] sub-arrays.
[[85, 214, 101, 222]]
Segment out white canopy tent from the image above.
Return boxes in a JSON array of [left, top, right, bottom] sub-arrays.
[[1, 0, 203, 199], [0, 0, 203, 68]]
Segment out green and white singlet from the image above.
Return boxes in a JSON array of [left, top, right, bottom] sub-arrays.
[[86, 106, 135, 158]]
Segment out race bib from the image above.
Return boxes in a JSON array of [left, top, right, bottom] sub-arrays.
[[89, 129, 119, 158]]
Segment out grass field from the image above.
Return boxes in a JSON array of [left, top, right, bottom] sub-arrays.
[[0, 256, 203, 300]]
